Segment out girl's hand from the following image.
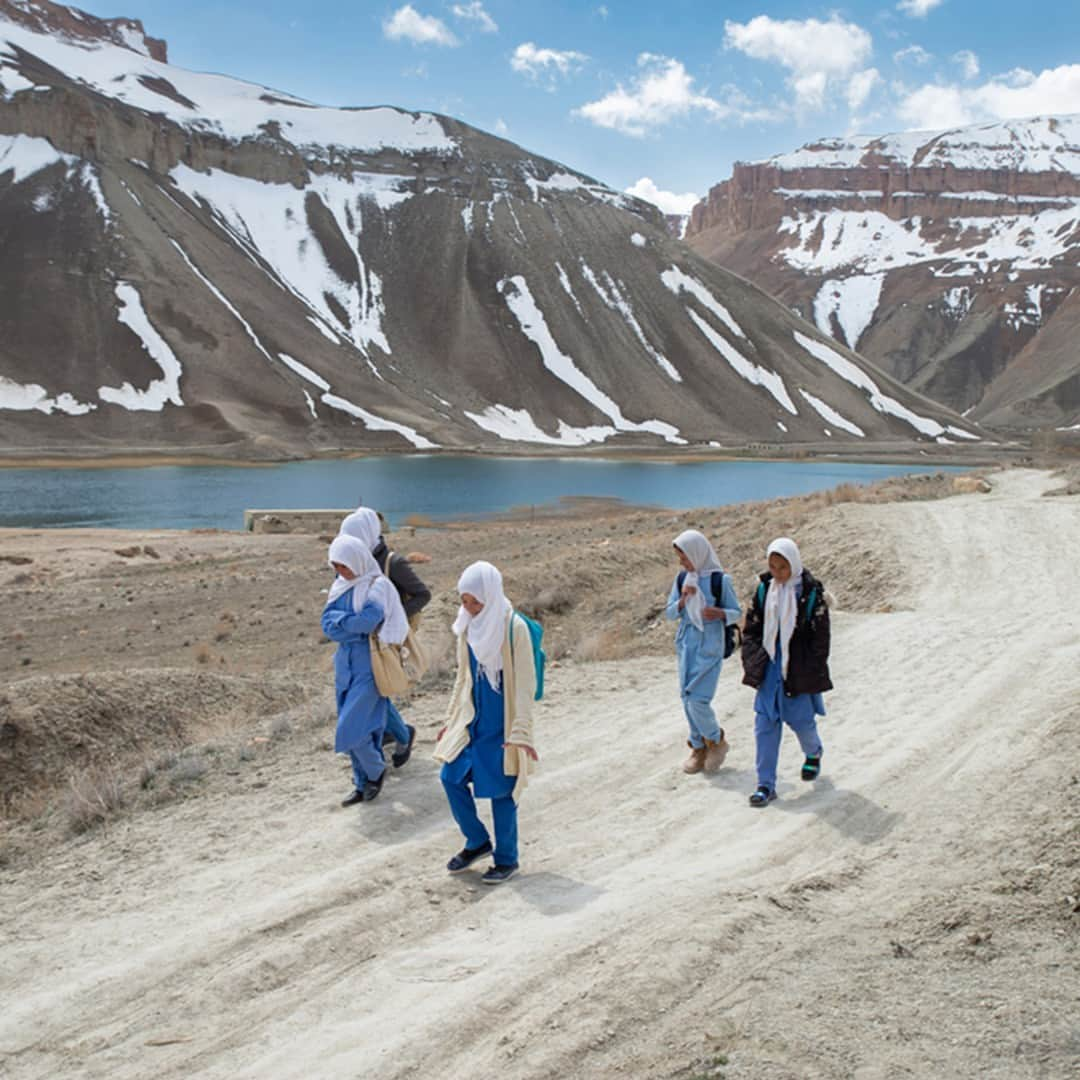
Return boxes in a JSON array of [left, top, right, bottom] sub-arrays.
[[505, 742, 539, 762], [681, 584, 697, 598], [702, 606, 726, 622]]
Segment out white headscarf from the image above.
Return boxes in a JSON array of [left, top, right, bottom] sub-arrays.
[[326, 534, 408, 645], [452, 560, 513, 688], [339, 508, 381, 554], [763, 537, 804, 678], [673, 529, 724, 632]]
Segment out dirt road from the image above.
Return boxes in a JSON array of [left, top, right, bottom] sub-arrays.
[[2, 469, 1077, 1079]]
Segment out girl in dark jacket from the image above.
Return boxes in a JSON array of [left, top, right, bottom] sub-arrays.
[[741, 537, 832, 807]]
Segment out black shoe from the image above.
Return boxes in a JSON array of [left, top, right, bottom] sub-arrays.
[[482, 863, 519, 885], [749, 785, 777, 808], [361, 772, 385, 802], [341, 789, 364, 807], [801, 754, 822, 781], [446, 841, 493, 873], [392, 724, 417, 769]]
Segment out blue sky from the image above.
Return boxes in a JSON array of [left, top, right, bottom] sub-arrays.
[[73, 1, 1080, 213]]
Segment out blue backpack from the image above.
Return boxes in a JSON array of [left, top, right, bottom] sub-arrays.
[[511, 611, 546, 700]]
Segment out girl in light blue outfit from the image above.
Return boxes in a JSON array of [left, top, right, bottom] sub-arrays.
[[321, 535, 409, 806], [666, 529, 742, 775]]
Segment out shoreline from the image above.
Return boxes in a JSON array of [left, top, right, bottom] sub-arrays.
[[0, 440, 1034, 471]]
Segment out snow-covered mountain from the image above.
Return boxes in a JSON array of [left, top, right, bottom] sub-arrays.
[[0, 1, 979, 457], [686, 117, 1080, 431]]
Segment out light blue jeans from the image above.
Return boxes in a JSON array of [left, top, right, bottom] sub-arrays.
[[683, 695, 723, 747]]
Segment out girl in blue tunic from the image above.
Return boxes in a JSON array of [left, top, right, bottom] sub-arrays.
[[740, 537, 832, 807], [666, 529, 742, 775], [434, 561, 537, 885], [321, 535, 409, 806]]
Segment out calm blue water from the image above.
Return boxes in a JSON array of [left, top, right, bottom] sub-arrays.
[[0, 456, 955, 530]]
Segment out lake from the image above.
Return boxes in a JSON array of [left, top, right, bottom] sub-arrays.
[[0, 456, 957, 531]]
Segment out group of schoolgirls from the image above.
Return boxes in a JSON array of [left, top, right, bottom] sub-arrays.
[[322, 510, 535, 885], [321, 510, 831, 887], [667, 530, 832, 807]]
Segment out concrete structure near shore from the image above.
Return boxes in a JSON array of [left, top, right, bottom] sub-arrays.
[[244, 509, 390, 534]]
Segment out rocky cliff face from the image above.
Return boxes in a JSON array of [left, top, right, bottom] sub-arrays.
[[686, 118, 1080, 430], [0, 1, 980, 458]]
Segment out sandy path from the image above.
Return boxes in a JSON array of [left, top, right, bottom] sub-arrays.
[[2, 470, 1077, 1079]]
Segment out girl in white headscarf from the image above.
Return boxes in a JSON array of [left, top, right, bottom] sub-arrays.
[[338, 506, 431, 769], [740, 537, 832, 807], [665, 530, 742, 775], [321, 535, 408, 806], [434, 561, 538, 885]]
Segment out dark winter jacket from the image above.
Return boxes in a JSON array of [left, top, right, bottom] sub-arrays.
[[741, 569, 832, 696], [372, 539, 432, 620]]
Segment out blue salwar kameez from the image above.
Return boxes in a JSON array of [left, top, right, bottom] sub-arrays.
[[440, 647, 518, 866], [321, 593, 388, 789]]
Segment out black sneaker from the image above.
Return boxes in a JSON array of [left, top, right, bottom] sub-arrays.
[[801, 754, 822, 781], [361, 772, 385, 802], [446, 841, 493, 873], [748, 785, 777, 808], [341, 789, 364, 807], [392, 724, 417, 769], [481, 863, 519, 885]]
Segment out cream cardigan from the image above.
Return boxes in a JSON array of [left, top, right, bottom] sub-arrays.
[[433, 609, 537, 802]]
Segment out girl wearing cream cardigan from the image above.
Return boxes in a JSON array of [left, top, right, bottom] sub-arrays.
[[434, 561, 537, 885]]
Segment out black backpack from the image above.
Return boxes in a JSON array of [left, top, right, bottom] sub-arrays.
[[675, 570, 738, 658]]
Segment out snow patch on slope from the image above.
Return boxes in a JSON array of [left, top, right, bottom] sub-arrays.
[[660, 267, 747, 339], [497, 276, 685, 444], [98, 282, 183, 410], [0, 132, 75, 183], [580, 261, 681, 381], [170, 165, 397, 364], [320, 394, 437, 449], [0, 376, 95, 415], [798, 389, 865, 437], [813, 273, 885, 350], [794, 330, 967, 439], [0, 18, 457, 155]]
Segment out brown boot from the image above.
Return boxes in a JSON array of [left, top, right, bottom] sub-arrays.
[[702, 733, 730, 774], [682, 742, 706, 774]]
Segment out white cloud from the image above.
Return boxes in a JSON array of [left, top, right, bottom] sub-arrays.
[[494, 117, 509, 135], [625, 177, 700, 216], [511, 42, 589, 81], [897, 0, 944, 16], [953, 50, 980, 80], [576, 53, 768, 137], [847, 68, 882, 111], [451, 2, 497, 34], [894, 45, 932, 66], [724, 15, 873, 112], [898, 64, 1080, 128], [383, 5, 459, 47]]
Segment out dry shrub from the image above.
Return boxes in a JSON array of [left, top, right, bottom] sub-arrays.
[[268, 715, 292, 739], [169, 754, 208, 784], [194, 642, 213, 664], [213, 621, 233, 643], [573, 627, 635, 662], [63, 770, 125, 834]]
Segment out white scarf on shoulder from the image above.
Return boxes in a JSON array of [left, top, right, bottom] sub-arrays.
[[673, 529, 724, 632], [452, 560, 512, 689], [763, 537, 803, 679], [326, 535, 408, 645]]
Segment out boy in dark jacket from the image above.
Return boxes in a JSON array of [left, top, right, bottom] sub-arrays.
[[741, 537, 831, 807]]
